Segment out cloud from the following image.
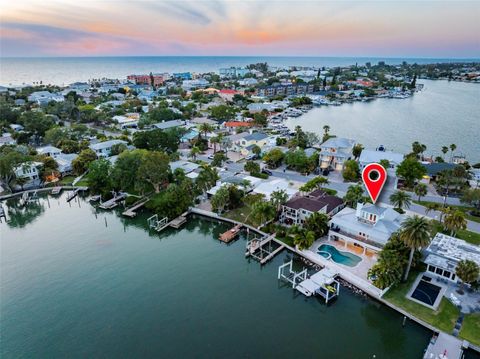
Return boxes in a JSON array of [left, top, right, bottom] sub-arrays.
[[145, 1, 212, 26], [0, 22, 141, 56], [0, 1, 479, 57]]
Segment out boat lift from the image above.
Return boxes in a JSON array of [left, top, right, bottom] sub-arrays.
[[278, 260, 340, 303], [245, 234, 285, 265], [147, 214, 169, 232]]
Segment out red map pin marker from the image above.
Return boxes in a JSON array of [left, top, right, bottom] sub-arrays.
[[362, 163, 387, 204]]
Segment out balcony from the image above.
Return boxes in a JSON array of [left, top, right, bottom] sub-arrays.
[[329, 227, 383, 248]]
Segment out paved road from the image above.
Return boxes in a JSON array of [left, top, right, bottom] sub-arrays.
[[193, 156, 479, 234]]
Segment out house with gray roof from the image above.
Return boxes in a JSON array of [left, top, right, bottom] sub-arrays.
[[238, 132, 269, 156], [27, 91, 64, 105], [37, 145, 62, 158], [328, 202, 405, 254], [359, 149, 404, 172], [152, 120, 186, 130], [89, 139, 128, 158], [170, 160, 200, 174], [316, 137, 355, 171], [423, 233, 480, 283]]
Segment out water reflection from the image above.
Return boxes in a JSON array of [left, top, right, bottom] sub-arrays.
[[3, 198, 45, 228]]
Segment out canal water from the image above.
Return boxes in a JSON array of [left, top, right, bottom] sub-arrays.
[[1, 194, 431, 358], [286, 79, 480, 163]]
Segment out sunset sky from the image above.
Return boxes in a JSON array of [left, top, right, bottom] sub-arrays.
[[1, 0, 479, 58]]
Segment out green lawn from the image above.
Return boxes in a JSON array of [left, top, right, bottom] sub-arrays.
[[414, 200, 480, 224], [383, 272, 460, 333], [74, 178, 89, 187], [58, 176, 75, 186], [223, 205, 258, 227], [276, 235, 295, 247], [459, 313, 480, 346], [431, 220, 480, 245]]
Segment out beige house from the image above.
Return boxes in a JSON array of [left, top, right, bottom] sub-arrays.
[[317, 137, 355, 171], [238, 132, 269, 156]]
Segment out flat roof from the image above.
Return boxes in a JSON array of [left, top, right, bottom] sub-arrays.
[[425, 232, 480, 266]]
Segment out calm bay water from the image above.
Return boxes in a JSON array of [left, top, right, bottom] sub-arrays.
[[286, 79, 480, 163], [0, 194, 431, 358], [1, 56, 478, 86]]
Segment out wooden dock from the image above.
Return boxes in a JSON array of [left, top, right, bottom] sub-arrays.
[[219, 224, 242, 243], [170, 215, 187, 229], [66, 187, 88, 202], [245, 234, 285, 265], [99, 193, 127, 209], [260, 245, 285, 264], [423, 332, 465, 359], [51, 187, 62, 195], [122, 197, 149, 217], [245, 234, 274, 257]]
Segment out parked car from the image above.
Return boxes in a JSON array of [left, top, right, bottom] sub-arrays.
[[246, 154, 257, 160], [207, 154, 215, 160], [262, 169, 273, 176]]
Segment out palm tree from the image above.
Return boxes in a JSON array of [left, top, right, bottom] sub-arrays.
[[189, 146, 201, 161], [443, 209, 467, 236], [352, 144, 364, 159], [413, 183, 428, 201], [455, 260, 480, 292], [441, 146, 449, 160], [344, 184, 365, 208], [198, 123, 214, 139], [424, 202, 440, 217], [323, 125, 330, 135], [390, 191, 412, 211], [322, 125, 330, 142], [270, 190, 288, 213], [379, 159, 390, 170], [215, 133, 224, 152], [449, 143, 456, 163], [210, 136, 219, 153], [250, 201, 276, 227], [293, 230, 316, 250], [400, 216, 432, 281]]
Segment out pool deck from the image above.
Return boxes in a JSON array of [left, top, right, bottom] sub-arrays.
[[312, 238, 378, 282]]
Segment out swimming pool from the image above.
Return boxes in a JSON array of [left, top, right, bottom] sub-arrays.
[[317, 244, 362, 267]]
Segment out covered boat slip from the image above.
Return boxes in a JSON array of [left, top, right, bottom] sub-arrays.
[[278, 261, 340, 303], [296, 269, 340, 303]]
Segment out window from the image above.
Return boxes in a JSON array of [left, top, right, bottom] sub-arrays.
[[443, 270, 451, 278], [435, 268, 443, 275], [427, 265, 435, 273]]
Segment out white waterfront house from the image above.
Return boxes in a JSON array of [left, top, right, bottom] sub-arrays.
[[328, 203, 405, 254], [89, 139, 128, 158], [14, 162, 43, 188], [423, 233, 480, 283], [55, 153, 78, 174], [358, 149, 404, 172], [316, 137, 355, 171]]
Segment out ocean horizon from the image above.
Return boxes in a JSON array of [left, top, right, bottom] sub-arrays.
[[1, 55, 479, 86]]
